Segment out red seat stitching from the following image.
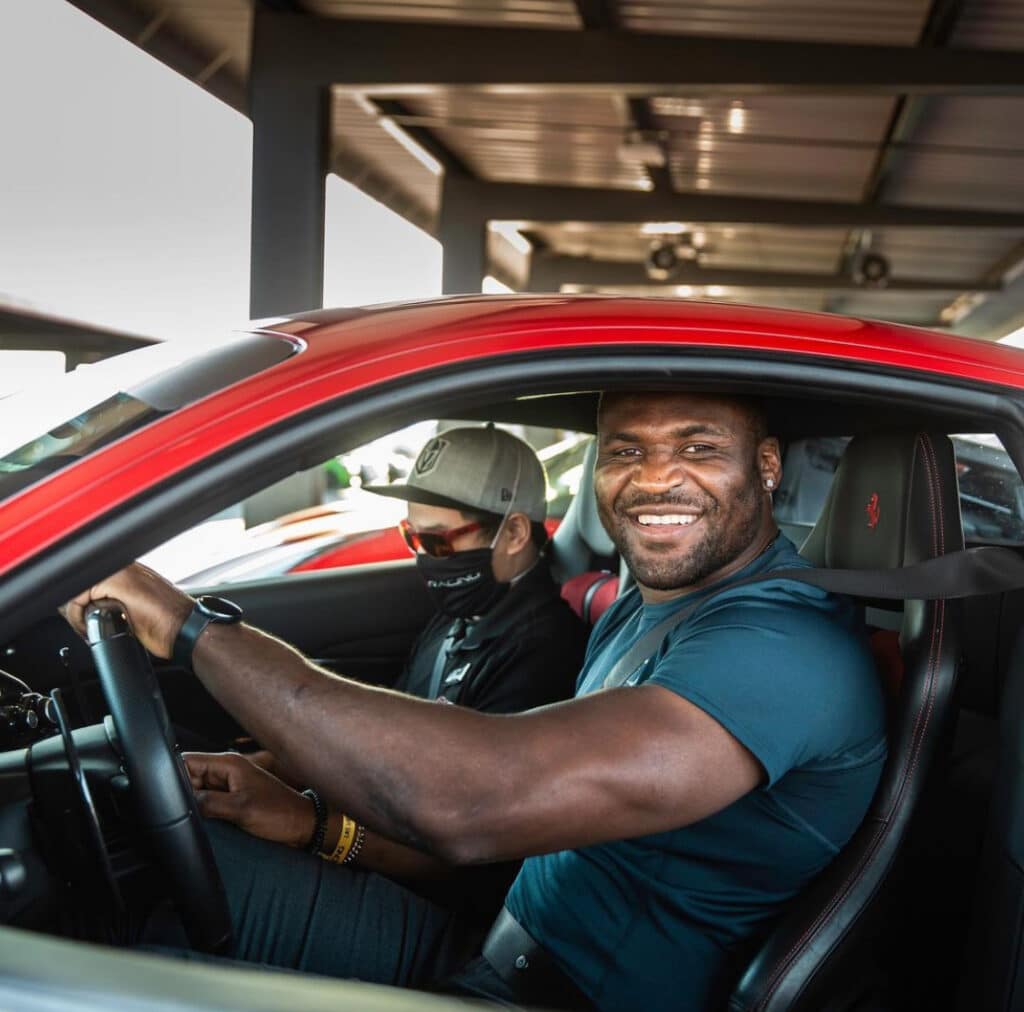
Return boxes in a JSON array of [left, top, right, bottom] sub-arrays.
[[755, 435, 948, 1009]]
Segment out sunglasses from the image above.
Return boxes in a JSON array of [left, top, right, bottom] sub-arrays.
[[399, 518, 484, 558]]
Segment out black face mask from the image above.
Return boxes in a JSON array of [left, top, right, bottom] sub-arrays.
[[416, 548, 509, 619]]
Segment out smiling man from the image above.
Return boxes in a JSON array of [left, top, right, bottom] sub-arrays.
[[595, 391, 776, 598], [66, 391, 887, 1012]]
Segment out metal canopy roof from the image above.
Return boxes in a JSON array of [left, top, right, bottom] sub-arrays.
[[0, 304, 155, 369], [67, 0, 1024, 337]]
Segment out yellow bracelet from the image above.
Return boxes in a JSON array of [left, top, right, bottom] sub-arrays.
[[321, 815, 357, 864]]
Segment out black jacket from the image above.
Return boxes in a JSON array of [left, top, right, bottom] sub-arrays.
[[395, 556, 586, 714], [393, 556, 587, 922]]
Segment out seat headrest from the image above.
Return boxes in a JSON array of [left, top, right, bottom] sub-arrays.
[[800, 431, 963, 570], [567, 437, 616, 558], [549, 436, 616, 583]]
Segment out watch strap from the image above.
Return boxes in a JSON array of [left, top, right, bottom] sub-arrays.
[[172, 603, 214, 671]]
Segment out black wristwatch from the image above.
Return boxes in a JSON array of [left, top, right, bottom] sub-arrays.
[[172, 595, 244, 671]]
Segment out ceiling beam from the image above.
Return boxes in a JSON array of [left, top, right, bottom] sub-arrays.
[[68, 0, 245, 110], [255, 13, 1024, 94], [526, 256, 1000, 292], [860, 0, 968, 207], [570, 0, 672, 193], [371, 99, 474, 176], [452, 179, 1024, 227], [572, 0, 615, 29]]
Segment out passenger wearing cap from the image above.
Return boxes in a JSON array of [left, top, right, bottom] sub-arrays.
[[236, 425, 586, 917], [366, 425, 585, 713]]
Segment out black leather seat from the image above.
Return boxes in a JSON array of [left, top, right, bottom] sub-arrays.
[[730, 430, 964, 1012], [955, 626, 1024, 1009]]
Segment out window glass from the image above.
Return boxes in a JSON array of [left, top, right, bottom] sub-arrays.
[[774, 434, 1024, 545], [142, 421, 587, 588], [0, 335, 296, 502], [954, 435, 1024, 543]]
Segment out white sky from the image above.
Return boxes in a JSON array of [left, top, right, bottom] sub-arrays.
[[2, 0, 1020, 355], [0, 0, 443, 348]]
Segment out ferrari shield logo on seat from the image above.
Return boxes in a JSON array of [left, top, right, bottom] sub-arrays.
[[865, 492, 881, 530]]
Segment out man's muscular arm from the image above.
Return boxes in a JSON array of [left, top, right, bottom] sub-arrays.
[[184, 751, 455, 880], [66, 564, 762, 865]]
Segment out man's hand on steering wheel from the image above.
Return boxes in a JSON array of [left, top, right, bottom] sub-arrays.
[[185, 751, 316, 850], [64, 562, 193, 660]]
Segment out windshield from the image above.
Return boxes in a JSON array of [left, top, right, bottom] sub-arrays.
[[0, 333, 297, 501]]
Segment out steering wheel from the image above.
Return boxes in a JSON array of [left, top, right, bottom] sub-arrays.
[[84, 599, 233, 954]]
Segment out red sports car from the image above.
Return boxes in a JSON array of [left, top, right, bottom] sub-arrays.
[[0, 296, 1021, 1010]]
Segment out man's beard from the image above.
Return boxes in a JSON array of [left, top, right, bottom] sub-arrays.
[[604, 481, 765, 592]]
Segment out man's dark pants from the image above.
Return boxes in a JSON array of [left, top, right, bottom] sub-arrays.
[[196, 820, 520, 1004]]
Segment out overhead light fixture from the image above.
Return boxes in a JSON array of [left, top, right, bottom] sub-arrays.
[[651, 97, 705, 118], [941, 292, 984, 325], [617, 130, 666, 168], [640, 222, 691, 236], [727, 102, 747, 134], [706, 285, 726, 297], [675, 285, 694, 297], [646, 233, 708, 279], [647, 242, 680, 280], [855, 252, 890, 288]]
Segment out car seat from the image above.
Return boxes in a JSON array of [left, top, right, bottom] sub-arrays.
[[552, 437, 620, 625], [729, 430, 965, 1012], [954, 622, 1024, 1010]]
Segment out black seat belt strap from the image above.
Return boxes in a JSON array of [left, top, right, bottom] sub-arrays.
[[427, 619, 467, 699], [603, 545, 1024, 690]]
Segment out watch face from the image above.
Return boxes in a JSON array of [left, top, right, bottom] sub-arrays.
[[195, 595, 244, 623]]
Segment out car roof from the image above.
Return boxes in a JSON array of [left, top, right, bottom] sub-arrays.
[[261, 295, 1024, 390], [3, 295, 1024, 582]]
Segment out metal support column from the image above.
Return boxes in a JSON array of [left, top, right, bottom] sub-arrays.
[[249, 12, 329, 318], [439, 174, 487, 295]]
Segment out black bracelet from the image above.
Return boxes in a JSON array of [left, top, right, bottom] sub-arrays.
[[302, 788, 328, 854]]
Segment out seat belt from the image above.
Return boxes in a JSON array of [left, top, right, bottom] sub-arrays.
[[427, 618, 469, 699], [603, 544, 1024, 690]]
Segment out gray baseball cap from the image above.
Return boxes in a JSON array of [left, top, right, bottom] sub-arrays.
[[365, 425, 547, 522]]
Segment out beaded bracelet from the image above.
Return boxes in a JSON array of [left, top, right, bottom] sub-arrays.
[[302, 788, 328, 855], [343, 821, 366, 866], [322, 815, 366, 865]]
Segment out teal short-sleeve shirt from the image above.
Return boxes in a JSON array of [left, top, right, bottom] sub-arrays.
[[505, 535, 887, 1012]]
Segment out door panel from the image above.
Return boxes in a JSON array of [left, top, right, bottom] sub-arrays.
[[207, 559, 432, 684], [160, 559, 434, 747], [0, 560, 433, 751]]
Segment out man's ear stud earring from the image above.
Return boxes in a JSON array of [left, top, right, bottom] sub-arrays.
[[764, 478, 775, 490]]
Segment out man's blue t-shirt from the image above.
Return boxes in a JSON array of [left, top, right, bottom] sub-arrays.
[[505, 535, 887, 1012]]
